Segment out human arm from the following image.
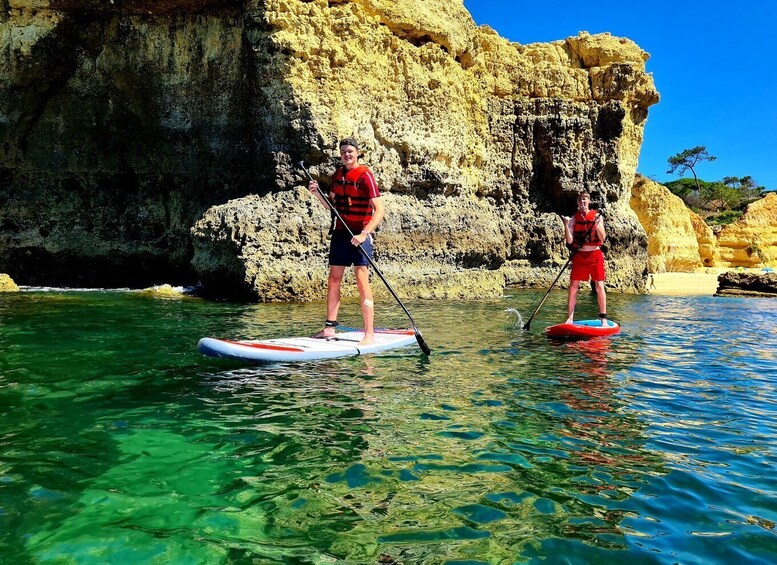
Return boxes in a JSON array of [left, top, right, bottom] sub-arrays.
[[307, 179, 332, 209], [594, 214, 606, 243], [563, 215, 575, 245], [352, 196, 384, 244]]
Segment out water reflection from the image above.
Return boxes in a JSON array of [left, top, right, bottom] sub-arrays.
[[0, 291, 775, 563]]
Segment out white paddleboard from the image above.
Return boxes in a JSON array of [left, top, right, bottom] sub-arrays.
[[197, 329, 418, 363]]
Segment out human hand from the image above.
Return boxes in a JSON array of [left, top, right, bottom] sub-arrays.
[[351, 232, 369, 246], [308, 180, 319, 193]]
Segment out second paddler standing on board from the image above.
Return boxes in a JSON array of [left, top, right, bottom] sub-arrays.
[[307, 138, 385, 345], [562, 191, 608, 326]]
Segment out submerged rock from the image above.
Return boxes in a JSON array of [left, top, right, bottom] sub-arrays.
[[0, 273, 19, 292], [138, 284, 192, 298]]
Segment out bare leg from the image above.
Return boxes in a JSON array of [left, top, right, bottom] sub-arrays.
[[354, 265, 374, 345], [323, 266, 345, 336], [566, 280, 580, 325], [595, 279, 607, 325]]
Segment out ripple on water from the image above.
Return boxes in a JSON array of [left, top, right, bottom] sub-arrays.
[[0, 291, 775, 562]]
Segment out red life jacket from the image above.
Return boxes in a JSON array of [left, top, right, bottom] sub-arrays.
[[572, 210, 603, 248], [330, 165, 376, 232]]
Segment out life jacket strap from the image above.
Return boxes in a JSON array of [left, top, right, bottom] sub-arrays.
[[328, 209, 336, 235]]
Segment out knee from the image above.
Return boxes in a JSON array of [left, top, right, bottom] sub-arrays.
[[354, 268, 370, 286], [328, 273, 343, 286], [356, 279, 372, 295]]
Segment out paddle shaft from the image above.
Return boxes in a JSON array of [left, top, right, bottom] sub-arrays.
[[522, 211, 602, 331], [299, 162, 431, 355]]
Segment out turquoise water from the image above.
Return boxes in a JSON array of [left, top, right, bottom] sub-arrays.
[[0, 289, 775, 563]]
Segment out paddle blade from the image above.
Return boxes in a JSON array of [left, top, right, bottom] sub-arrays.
[[521, 320, 532, 331], [415, 330, 431, 356]]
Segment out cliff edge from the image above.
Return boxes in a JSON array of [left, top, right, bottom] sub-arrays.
[[1, 0, 658, 298]]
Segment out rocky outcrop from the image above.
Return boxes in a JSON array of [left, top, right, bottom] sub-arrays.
[[629, 175, 718, 272], [715, 271, 777, 297], [191, 190, 508, 300], [716, 192, 777, 268], [2, 0, 658, 298], [0, 273, 19, 292], [629, 177, 777, 274]]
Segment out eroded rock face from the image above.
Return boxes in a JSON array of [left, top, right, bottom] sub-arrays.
[[191, 190, 511, 300], [630, 175, 718, 272], [2, 1, 257, 285], [716, 192, 777, 268], [2, 0, 658, 296]]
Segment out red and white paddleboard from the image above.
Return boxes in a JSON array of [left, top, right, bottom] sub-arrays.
[[197, 329, 417, 363], [544, 319, 621, 340]]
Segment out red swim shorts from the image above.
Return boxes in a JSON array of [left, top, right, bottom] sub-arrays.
[[570, 249, 605, 282]]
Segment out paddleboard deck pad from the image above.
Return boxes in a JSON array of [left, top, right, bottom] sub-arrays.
[[544, 319, 620, 339], [198, 329, 417, 363]]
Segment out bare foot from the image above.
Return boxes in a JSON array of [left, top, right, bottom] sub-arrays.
[[564, 318, 573, 325], [358, 334, 375, 346], [312, 327, 337, 338]]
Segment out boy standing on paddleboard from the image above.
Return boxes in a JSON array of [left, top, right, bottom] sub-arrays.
[[307, 138, 385, 345], [563, 191, 608, 326]]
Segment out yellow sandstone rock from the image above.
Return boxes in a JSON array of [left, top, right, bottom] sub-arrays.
[[272, 1, 657, 198], [138, 284, 189, 298], [0, 274, 20, 292], [2, 0, 660, 298], [717, 192, 777, 268], [630, 177, 777, 273], [630, 175, 716, 272], [689, 213, 719, 268]]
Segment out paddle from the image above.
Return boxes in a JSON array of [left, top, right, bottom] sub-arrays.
[[299, 161, 431, 356], [522, 209, 603, 331]]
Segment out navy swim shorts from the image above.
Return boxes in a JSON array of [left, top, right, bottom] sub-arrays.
[[328, 229, 373, 267]]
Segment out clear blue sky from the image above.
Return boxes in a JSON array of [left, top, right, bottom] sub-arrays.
[[463, 0, 777, 190]]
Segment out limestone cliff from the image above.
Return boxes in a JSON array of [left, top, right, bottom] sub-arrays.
[[630, 175, 718, 272], [716, 192, 777, 268], [1, 0, 658, 297]]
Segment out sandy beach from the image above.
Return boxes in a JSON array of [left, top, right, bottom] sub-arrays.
[[648, 268, 758, 296]]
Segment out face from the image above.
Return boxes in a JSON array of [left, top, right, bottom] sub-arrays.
[[577, 195, 590, 211], [339, 144, 358, 169]]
